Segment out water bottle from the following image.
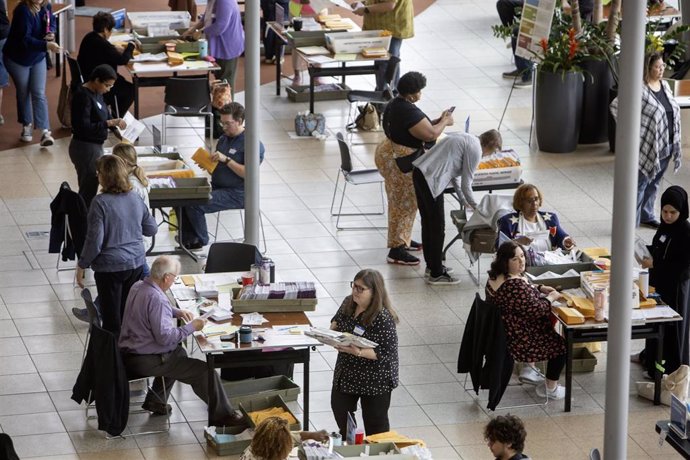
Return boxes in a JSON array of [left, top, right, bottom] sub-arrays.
[[638, 269, 649, 298], [198, 38, 208, 58], [260, 257, 271, 285]]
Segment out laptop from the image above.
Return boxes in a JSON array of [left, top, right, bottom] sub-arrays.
[[152, 126, 176, 154], [111, 8, 126, 31], [670, 393, 688, 439]]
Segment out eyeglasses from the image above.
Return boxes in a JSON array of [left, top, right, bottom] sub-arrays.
[[220, 120, 239, 127], [523, 197, 540, 204], [350, 281, 370, 293]]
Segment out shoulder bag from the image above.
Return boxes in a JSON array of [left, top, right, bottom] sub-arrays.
[[394, 147, 424, 173]]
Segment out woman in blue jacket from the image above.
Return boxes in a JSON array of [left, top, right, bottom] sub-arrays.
[[3, 0, 60, 145]]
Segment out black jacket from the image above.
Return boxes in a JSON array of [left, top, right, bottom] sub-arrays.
[[77, 31, 134, 81], [70, 86, 110, 144], [49, 182, 88, 261], [457, 293, 514, 411], [72, 324, 130, 436], [0, 1, 9, 41]]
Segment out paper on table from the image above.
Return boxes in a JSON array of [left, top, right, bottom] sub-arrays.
[[117, 112, 147, 144], [329, 0, 352, 9], [200, 324, 238, 337], [240, 312, 269, 326], [333, 53, 357, 61], [171, 285, 198, 301], [131, 52, 168, 62], [307, 55, 336, 65], [297, 46, 332, 56]]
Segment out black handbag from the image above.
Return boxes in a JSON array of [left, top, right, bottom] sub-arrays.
[[394, 148, 424, 173]]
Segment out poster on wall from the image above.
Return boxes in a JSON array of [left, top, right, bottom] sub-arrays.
[[515, 0, 557, 61]]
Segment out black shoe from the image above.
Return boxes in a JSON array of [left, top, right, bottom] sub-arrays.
[[71, 307, 89, 323], [641, 220, 660, 229], [502, 68, 521, 79], [174, 235, 204, 250], [405, 240, 423, 252], [216, 410, 248, 428], [386, 246, 420, 266], [142, 400, 172, 416]]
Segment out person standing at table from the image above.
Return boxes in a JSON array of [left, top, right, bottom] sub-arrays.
[[350, 0, 414, 90], [77, 155, 157, 335], [77, 12, 136, 117], [69, 64, 126, 208], [119, 255, 246, 426], [636, 185, 690, 377], [412, 130, 502, 285], [330, 269, 399, 437], [4, 0, 60, 145]]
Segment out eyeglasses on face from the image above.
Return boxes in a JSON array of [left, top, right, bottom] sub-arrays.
[[350, 281, 370, 293], [523, 196, 540, 204], [220, 119, 239, 127]]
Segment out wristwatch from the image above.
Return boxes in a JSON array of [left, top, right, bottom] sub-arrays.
[[224, 157, 231, 165]]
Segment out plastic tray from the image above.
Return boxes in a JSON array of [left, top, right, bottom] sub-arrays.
[[149, 177, 211, 201], [223, 375, 300, 405], [204, 424, 251, 456], [231, 288, 317, 313], [239, 394, 301, 431]]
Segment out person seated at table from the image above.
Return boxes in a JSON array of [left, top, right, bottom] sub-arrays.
[[119, 255, 247, 427], [484, 414, 530, 460], [77, 12, 135, 117], [330, 269, 399, 438], [486, 241, 567, 400], [240, 417, 329, 460], [179, 102, 265, 250], [496, 183, 575, 255]]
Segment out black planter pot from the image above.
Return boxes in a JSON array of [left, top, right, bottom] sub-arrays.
[[579, 59, 613, 144], [536, 70, 584, 153]]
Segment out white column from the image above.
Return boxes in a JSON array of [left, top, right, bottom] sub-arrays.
[[604, 0, 646, 458]]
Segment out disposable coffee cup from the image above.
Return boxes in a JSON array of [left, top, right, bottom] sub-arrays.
[[241, 272, 254, 286], [165, 42, 176, 52], [293, 17, 303, 31]]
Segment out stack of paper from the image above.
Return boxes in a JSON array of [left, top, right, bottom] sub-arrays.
[[117, 112, 146, 144], [240, 312, 268, 326], [305, 327, 378, 348], [191, 147, 218, 173]]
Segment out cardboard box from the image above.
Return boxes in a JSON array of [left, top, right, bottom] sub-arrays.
[[572, 346, 598, 373], [204, 425, 252, 456], [239, 395, 301, 431], [473, 166, 522, 187], [231, 288, 317, 313], [286, 83, 351, 103], [324, 30, 391, 54], [223, 376, 300, 405]]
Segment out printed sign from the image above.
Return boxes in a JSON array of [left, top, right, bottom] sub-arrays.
[[515, 0, 557, 61]]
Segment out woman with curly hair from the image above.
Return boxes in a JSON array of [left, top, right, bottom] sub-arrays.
[[239, 417, 328, 460], [484, 414, 530, 460]]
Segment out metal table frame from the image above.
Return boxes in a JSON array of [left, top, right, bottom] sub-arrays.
[[148, 196, 210, 262]]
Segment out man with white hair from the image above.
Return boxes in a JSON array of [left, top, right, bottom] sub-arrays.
[[119, 255, 245, 427]]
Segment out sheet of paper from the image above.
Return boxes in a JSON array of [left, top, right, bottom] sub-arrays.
[[118, 112, 146, 143], [306, 55, 336, 65], [297, 46, 332, 56], [200, 324, 238, 337], [131, 52, 168, 62], [333, 53, 357, 61], [171, 285, 198, 301], [329, 0, 352, 9], [240, 312, 269, 326]]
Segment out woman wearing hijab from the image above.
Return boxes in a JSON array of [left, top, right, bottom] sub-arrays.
[[635, 185, 690, 376]]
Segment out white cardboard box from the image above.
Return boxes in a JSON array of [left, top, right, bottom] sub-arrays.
[[324, 30, 391, 54], [473, 166, 522, 186]]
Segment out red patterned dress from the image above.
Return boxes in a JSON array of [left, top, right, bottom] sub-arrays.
[[486, 277, 565, 362]]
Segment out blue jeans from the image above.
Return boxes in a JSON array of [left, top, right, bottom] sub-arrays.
[[637, 153, 671, 225], [0, 39, 9, 88], [4, 56, 49, 129], [376, 37, 403, 91], [180, 187, 245, 246]]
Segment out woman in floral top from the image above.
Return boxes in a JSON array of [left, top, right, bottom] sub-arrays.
[[486, 241, 567, 400], [330, 269, 399, 437]]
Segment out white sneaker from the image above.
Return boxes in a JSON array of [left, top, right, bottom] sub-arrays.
[[20, 124, 32, 142], [518, 365, 545, 385], [40, 130, 54, 147], [536, 383, 566, 400], [0, 115, 4, 125]]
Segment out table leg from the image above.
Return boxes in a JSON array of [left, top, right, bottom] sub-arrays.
[[275, 42, 283, 96], [654, 324, 664, 405], [303, 348, 310, 430], [175, 207, 199, 263], [207, 354, 216, 425], [133, 76, 140, 119], [309, 69, 315, 114], [341, 62, 346, 86], [565, 330, 574, 412]]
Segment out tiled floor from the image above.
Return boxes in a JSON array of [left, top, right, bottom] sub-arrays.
[[1, 0, 690, 458]]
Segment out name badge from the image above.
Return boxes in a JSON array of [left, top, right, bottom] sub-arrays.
[[660, 235, 667, 243], [96, 102, 102, 110], [353, 325, 365, 336], [228, 148, 237, 155]]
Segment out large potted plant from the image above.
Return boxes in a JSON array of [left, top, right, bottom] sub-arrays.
[[534, 15, 586, 153]]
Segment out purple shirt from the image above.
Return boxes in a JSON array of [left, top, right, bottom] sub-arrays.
[[203, 0, 244, 60], [119, 278, 195, 354]]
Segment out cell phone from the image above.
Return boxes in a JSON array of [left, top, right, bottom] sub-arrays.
[[448, 106, 456, 113], [220, 334, 236, 342]]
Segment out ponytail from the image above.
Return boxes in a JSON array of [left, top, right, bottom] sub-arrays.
[[112, 143, 148, 187]]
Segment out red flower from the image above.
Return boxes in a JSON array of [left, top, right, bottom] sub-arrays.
[[540, 37, 548, 53], [567, 28, 578, 61]]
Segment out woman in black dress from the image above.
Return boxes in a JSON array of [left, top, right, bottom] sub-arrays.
[[639, 185, 690, 375], [330, 269, 399, 437]]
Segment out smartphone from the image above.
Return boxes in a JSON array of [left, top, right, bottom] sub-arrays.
[[448, 106, 456, 113]]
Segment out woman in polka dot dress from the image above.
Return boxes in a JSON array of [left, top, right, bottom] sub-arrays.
[[330, 269, 399, 438]]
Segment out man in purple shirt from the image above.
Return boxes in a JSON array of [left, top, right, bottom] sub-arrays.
[[119, 255, 245, 427]]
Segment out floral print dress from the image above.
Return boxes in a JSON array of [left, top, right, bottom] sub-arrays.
[[487, 277, 565, 362]]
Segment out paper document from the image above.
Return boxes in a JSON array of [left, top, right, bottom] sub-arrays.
[[329, 0, 352, 9], [117, 112, 146, 143], [241, 312, 269, 326], [191, 147, 218, 173], [634, 236, 652, 264], [307, 55, 336, 65], [131, 52, 168, 62], [200, 324, 238, 337], [305, 327, 378, 349], [333, 53, 357, 61], [171, 285, 198, 301], [297, 46, 332, 56]]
